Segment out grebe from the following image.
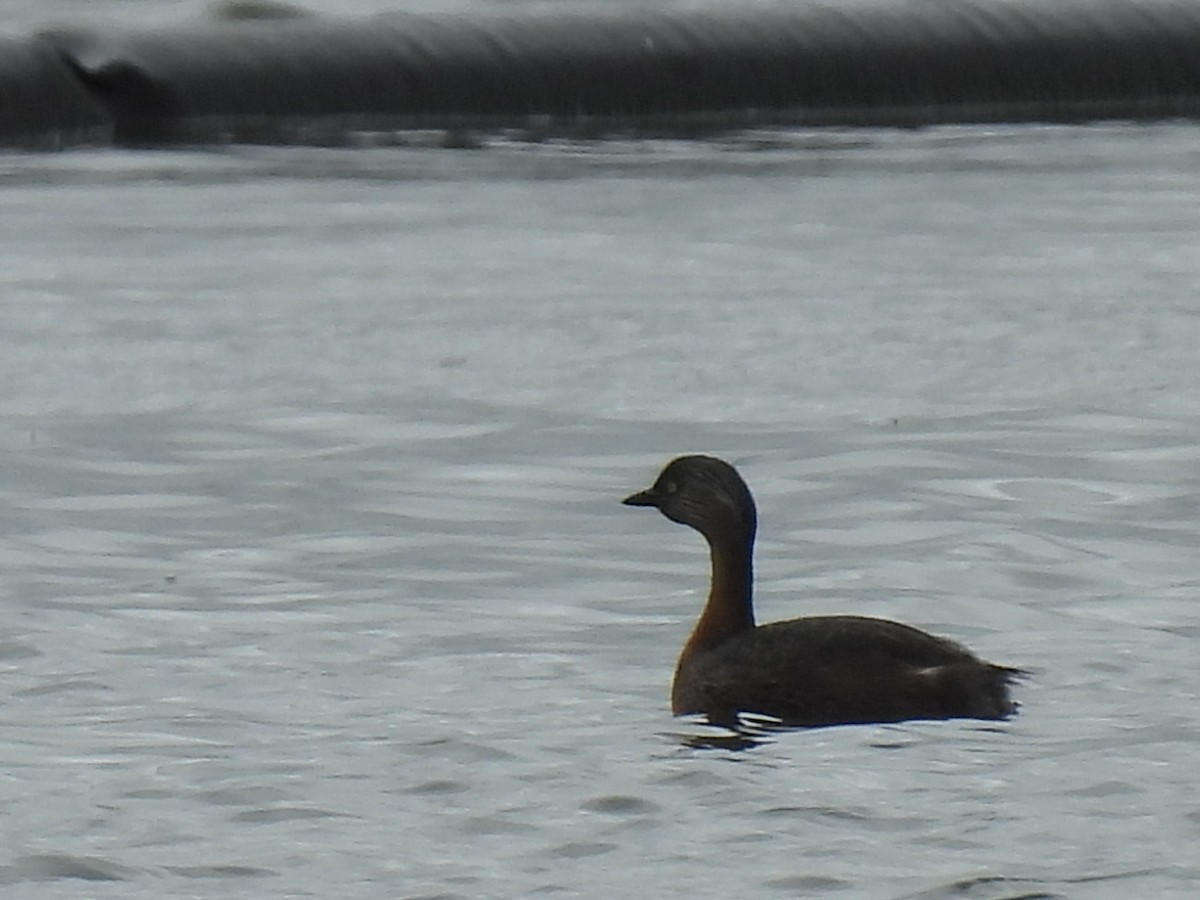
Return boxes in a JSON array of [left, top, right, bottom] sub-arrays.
[[623, 455, 1021, 727]]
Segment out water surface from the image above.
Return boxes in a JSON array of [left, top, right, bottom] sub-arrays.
[[1, 122, 1198, 898]]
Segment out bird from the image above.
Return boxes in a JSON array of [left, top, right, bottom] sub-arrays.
[[623, 454, 1022, 728]]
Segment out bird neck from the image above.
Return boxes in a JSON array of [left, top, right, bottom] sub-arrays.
[[683, 533, 756, 655]]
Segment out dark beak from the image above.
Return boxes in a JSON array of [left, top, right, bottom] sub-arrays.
[[622, 487, 660, 507]]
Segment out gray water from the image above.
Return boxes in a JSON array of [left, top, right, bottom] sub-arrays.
[[2, 103, 1199, 899]]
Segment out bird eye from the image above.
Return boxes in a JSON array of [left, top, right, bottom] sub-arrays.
[[664, 480, 677, 494]]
